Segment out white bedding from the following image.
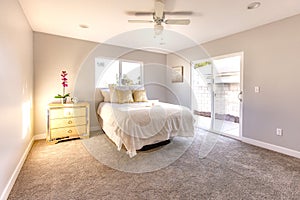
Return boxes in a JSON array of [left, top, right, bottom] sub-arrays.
[[97, 101, 194, 157]]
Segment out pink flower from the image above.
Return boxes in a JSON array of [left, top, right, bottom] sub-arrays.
[[55, 70, 70, 99], [61, 71, 68, 88]]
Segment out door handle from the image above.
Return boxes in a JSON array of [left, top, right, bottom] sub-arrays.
[[238, 91, 243, 102]]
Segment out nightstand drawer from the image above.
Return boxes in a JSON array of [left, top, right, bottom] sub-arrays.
[[50, 125, 87, 139], [50, 117, 86, 129], [47, 102, 90, 143], [49, 107, 86, 119]]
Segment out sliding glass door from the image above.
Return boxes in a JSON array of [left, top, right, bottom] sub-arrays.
[[192, 53, 243, 138], [191, 61, 213, 130]]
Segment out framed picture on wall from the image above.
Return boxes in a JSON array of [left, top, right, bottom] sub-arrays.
[[172, 66, 183, 83]]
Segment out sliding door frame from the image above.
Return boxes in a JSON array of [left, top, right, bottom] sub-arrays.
[[191, 51, 244, 140]]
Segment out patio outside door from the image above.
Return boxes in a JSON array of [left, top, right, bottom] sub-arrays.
[[191, 52, 243, 138]]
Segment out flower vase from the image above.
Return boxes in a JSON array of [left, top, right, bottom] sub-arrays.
[[61, 97, 67, 104]]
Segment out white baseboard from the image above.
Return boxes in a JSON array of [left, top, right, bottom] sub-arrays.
[[242, 137, 300, 159], [0, 137, 34, 200], [34, 133, 46, 140], [1, 125, 102, 200]]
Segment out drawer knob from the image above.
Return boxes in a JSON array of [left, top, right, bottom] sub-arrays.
[[68, 130, 72, 133], [68, 120, 73, 124]]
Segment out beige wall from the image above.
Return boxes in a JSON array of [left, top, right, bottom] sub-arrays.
[[34, 33, 167, 135], [33, 32, 97, 136], [165, 46, 211, 108], [166, 14, 300, 152], [165, 54, 191, 107], [0, 0, 33, 198], [74, 42, 167, 130]]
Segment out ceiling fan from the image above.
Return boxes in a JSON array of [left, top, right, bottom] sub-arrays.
[[127, 0, 192, 35]]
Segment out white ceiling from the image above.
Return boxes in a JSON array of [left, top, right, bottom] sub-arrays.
[[19, 0, 300, 53]]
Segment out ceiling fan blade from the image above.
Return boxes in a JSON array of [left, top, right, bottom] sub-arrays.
[[155, 0, 165, 19], [164, 11, 194, 16], [126, 11, 154, 16], [165, 19, 190, 25], [128, 20, 154, 23]]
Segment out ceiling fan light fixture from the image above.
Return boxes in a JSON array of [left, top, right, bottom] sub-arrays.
[[247, 2, 261, 10], [127, 0, 191, 35], [154, 24, 164, 35]]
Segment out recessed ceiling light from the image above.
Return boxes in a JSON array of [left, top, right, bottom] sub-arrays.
[[79, 24, 89, 29], [247, 2, 261, 10]]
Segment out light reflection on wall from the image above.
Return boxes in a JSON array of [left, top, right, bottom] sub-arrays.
[[22, 101, 31, 139]]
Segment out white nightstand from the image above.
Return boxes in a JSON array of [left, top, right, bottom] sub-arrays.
[[46, 102, 90, 143]]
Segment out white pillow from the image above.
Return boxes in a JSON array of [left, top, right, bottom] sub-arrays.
[[100, 89, 110, 102]]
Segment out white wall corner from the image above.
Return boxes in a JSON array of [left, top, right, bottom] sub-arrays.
[[34, 133, 46, 140], [241, 137, 300, 159], [0, 137, 34, 200], [90, 126, 101, 132]]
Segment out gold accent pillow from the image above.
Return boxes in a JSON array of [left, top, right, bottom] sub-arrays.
[[116, 89, 134, 104], [109, 85, 119, 103], [133, 90, 148, 102]]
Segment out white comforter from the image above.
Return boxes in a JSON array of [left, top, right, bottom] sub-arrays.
[[97, 102, 194, 157]]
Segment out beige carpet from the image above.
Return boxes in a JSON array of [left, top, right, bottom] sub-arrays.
[[8, 129, 300, 200], [82, 131, 194, 173]]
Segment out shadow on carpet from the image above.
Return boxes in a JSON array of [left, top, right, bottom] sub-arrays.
[[82, 132, 194, 173]]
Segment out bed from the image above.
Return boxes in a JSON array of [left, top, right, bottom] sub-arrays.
[[97, 100, 194, 157]]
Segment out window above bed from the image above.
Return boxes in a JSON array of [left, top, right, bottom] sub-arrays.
[[95, 57, 143, 88]]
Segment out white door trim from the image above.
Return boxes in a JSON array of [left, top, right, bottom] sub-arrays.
[[191, 51, 244, 139]]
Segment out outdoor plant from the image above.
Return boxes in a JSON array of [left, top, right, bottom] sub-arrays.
[[194, 61, 212, 69]]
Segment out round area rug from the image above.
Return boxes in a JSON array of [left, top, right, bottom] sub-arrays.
[[82, 131, 194, 173]]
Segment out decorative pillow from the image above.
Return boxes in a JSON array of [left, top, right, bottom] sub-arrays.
[[133, 90, 148, 102], [100, 89, 110, 102], [109, 84, 119, 103], [116, 89, 134, 104]]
